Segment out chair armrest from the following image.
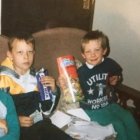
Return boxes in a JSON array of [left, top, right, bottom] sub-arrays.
[[116, 84, 140, 127]]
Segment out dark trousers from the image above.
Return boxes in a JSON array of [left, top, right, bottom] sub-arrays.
[[20, 118, 73, 140]]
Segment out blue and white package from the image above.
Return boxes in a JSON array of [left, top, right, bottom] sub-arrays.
[[36, 68, 53, 101]]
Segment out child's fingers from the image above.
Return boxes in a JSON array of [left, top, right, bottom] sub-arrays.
[[19, 116, 34, 127], [0, 119, 8, 133], [109, 76, 118, 85], [40, 76, 56, 91]]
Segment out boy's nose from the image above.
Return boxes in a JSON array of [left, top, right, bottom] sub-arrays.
[[91, 51, 95, 56], [24, 52, 29, 58]]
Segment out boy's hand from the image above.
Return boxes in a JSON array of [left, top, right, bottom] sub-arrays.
[[19, 116, 33, 127], [58, 75, 67, 90], [0, 119, 8, 133], [40, 76, 56, 92], [109, 76, 120, 85]]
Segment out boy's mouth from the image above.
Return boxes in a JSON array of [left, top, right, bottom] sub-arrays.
[[23, 62, 30, 65], [90, 58, 98, 62]]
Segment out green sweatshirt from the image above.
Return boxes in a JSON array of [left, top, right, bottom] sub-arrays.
[[0, 90, 20, 140]]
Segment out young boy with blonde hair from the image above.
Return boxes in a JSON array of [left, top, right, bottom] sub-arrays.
[[59, 30, 140, 140], [0, 33, 74, 140], [79, 30, 140, 140]]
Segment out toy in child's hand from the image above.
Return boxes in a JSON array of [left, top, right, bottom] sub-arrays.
[[57, 55, 84, 104], [36, 68, 53, 101]]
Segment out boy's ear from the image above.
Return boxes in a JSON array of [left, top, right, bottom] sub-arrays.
[[103, 48, 108, 56], [81, 53, 86, 59], [7, 51, 13, 60]]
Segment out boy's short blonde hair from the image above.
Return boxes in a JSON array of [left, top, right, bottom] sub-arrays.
[[81, 30, 110, 56], [8, 32, 35, 51]]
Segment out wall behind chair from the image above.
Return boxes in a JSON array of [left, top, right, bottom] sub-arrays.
[[93, 0, 140, 91]]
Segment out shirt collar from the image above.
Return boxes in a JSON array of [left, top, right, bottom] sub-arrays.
[[86, 58, 105, 69]]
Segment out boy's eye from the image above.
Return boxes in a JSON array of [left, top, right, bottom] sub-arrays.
[[85, 50, 91, 54], [95, 49, 100, 51], [17, 51, 23, 54], [28, 51, 34, 54]]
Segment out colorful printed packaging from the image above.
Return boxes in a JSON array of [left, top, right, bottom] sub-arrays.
[[57, 55, 83, 104], [36, 68, 52, 101]]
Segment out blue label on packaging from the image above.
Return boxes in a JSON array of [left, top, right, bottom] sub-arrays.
[[36, 68, 52, 101]]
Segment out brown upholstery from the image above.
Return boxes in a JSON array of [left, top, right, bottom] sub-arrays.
[[0, 27, 86, 79], [0, 35, 9, 63], [0, 27, 140, 127], [33, 27, 87, 79]]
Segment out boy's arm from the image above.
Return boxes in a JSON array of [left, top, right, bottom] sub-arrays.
[[19, 116, 34, 127], [40, 76, 61, 114], [108, 58, 123, 86], [109, 75, 122, 86]]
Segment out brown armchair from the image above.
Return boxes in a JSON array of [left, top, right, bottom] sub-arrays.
[[0, 27, 140, 127], [0, 35, 9, 64], [32, 27, 86, 78]]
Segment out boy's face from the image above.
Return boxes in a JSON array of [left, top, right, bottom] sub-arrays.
[[7, 39, 35, 75], [82, 40, 107, 66]]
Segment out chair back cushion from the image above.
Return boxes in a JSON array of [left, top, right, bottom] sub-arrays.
[[33, 27, 87, 78], [0, 35, 9, 64]]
